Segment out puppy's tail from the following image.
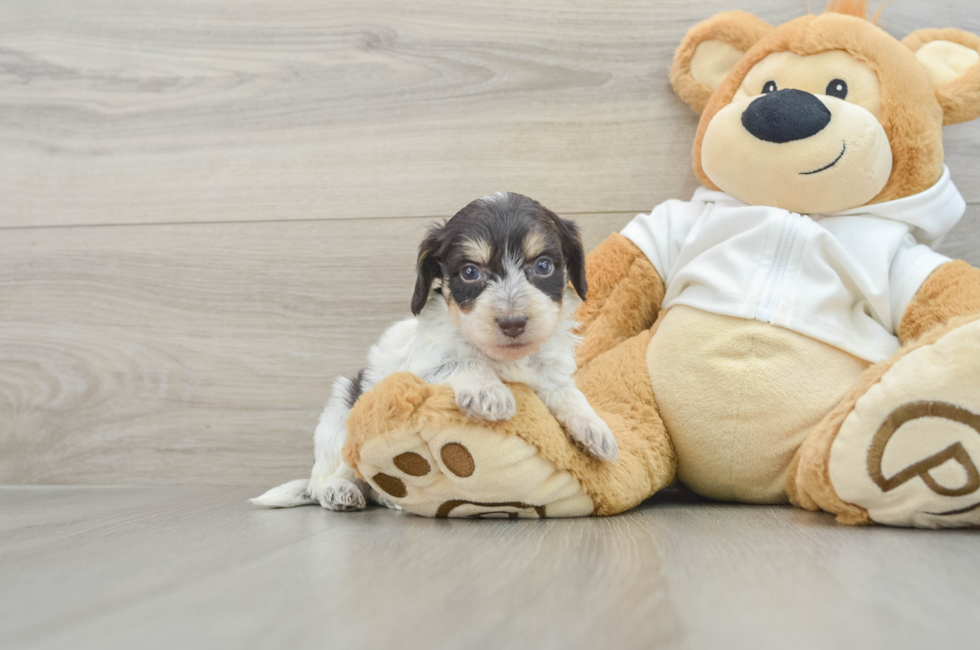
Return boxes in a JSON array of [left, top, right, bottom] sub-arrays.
[[250, 479, 315, 508]]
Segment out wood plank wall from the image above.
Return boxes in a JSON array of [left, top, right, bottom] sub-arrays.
[[2, 0, 978, 485]]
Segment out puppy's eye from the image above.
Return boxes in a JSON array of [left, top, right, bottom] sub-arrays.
[[460, 265, 481, 282], [826, 79, 848, 100], [762, 80, 777, 94], [533, 258, 554, 276]]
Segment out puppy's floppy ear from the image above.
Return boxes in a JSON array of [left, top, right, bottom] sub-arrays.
[[411, 223, 445, 315], [670, 11, 773, 114], [554, 216, 588, 301], [903, 28, 980, 126]]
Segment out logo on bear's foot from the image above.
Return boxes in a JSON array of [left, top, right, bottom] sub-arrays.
[[435, 500, 546, 519], [868, 400, 980, 515]]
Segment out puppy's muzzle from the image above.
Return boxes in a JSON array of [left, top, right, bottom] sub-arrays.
[[496, 315, 527, 338]]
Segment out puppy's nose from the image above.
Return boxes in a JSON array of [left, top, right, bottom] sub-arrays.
[[741, 89, 830, 143], [497, 315, 527, 338]]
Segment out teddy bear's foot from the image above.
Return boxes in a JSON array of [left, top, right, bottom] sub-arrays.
[[344, 373, 596, 518], [824, 316, 980, 528], [356, 425, 595, 518]]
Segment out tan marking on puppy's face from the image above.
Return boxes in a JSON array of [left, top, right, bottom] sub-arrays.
[[413, 192, 586, 360], [448, 258, 563, 361], [461, 238, 492, 267], [522, 231, 548, 261], [443, 276, 475, 314], [700, 50, 893, 213]]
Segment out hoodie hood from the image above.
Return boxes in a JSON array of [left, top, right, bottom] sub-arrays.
[[828, 166, 964, 247]]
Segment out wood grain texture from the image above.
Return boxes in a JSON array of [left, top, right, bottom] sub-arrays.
[[936, 203, 980, 265], [2, 205, 976, 487], [1, 0, 979, 487], [1, 487, 978, 650], [0, 213, 630, 485], [1, 0, 978, 228]]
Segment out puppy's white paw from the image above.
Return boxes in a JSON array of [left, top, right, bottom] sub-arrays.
[[373, 492, 403, 510], [455, 383, 517, 421], [316, 477, 367, 511], [565, 414, 619, 463]]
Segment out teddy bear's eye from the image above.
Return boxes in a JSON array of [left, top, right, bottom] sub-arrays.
[[762, 80, 778, 94], [826, 79, 848, 99]]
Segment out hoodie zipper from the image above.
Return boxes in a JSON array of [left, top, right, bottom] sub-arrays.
[[755, 213, 803, 323]]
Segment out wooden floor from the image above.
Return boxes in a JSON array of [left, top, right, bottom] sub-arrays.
[[1, 486, 977, 650]]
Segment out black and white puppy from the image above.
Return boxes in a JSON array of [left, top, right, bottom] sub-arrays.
[[253, 192, 618, 511]]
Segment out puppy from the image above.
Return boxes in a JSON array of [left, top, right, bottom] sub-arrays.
[[252, 192, 618, 511]]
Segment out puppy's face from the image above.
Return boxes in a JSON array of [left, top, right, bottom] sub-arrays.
[[412, 192, 587, 361]]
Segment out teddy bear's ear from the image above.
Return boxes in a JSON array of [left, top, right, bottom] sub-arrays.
[[903, 28, 980, 125], [670, 11, 773, 114]]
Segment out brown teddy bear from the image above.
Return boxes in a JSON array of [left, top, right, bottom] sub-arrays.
[[343, 1, 980, 527]]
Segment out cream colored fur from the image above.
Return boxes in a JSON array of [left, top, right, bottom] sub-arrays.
[[828, 318, 980, 528], [648, 306, 868, 503]]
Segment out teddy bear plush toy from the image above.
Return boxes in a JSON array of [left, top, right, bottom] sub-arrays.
[[343, 1, 980, 528]]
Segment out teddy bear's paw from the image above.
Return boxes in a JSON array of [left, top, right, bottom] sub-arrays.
[[829, 318, 980, 528], [564, 414, 619, 463], [454, 383, 517, 422], [353, 418, 594, 518], [316, 477, 367, 512]]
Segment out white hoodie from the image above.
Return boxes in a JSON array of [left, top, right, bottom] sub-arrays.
[[621, 167, 964, 362]]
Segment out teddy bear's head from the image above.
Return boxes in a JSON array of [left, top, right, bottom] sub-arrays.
[[670, 0, 980, 213]]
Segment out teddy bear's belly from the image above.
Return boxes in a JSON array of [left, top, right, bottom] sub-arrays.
[[646, 305, 870, 503]]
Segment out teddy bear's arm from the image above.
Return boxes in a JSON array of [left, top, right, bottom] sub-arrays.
[[897, 260, 980, 343], [574, 233, 665, 367]]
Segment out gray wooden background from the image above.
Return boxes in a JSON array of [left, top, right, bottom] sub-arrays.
[[2, 0, 978, 486]]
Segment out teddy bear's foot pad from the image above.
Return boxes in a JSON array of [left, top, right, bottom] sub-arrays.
[[355, 420, 595, 519], [829, 318, 980, 528]]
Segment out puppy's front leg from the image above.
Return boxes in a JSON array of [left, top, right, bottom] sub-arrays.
[[446, 361, 517, 422], [539, 384, 619, 463], [309, 460, 366, 511], [310, 458, 401, 511]]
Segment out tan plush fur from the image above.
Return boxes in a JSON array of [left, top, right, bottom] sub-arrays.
[[692, 12, 946, 205], [573, 330, 678, 514], [903, 29, 980, 126], [670, 11, 773, 114], [342, 6, 980, 523], [824, 0, 875, 22], [790, 313, 980, 525], [574, 233, 664, 366], [648, 306, 868, 504], [681, 5, 980, 525], [345, 233, 676, 516], [898, 260, 980, 343], [788, 257, 980, 524], [345, 329, 677, 516], [788, 259, 980, 524]]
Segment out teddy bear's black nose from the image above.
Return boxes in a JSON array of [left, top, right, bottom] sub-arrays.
[[741, 89, 831, 143]]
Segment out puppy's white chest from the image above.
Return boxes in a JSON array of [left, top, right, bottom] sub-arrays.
[[491, 358, 537, 385]]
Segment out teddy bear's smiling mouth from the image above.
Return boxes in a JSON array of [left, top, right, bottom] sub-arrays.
[[800, 141, 846, 175]]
